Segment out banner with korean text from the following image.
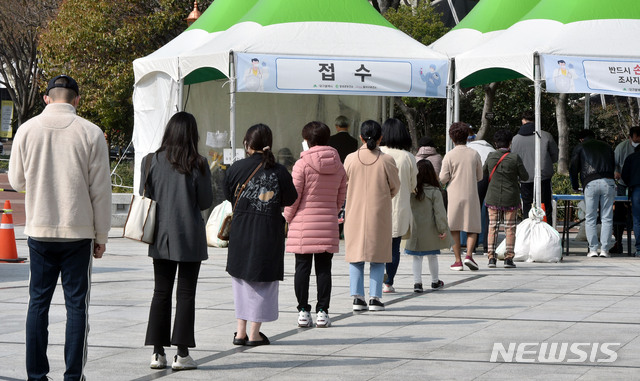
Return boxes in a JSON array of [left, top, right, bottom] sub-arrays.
[[543, 54, 640, 97], [236, 53, 448, 98], [0, 101, 13, 139]]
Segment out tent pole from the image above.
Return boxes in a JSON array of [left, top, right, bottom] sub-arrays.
[[390, 96, 395, 118], [445, 59, 454, 152], [584, 93, 590, 129], [382, 96, 387, 121], [178, 78, 184, 112], [229, 51, 237, 160], [534, 53, 542, 212]]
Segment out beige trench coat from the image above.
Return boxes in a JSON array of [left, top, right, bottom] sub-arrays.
[[344, 146, 400, 263], [440, 145, 483, 233], [380, 146, 418, 238]]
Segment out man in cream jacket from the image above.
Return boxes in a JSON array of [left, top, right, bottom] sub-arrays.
[[9, 75, 111, 381]]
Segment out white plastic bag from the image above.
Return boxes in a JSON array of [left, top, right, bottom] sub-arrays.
[[206, 200, 232, 248], [495, 239, 506, 260], [513, 218, 535, 262], [529, 221, 562, 262]]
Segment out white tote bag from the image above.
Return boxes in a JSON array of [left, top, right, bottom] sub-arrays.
[[123, 153, 156, 244], [123, 195, 156, 244], [206, 200, 232, 247]]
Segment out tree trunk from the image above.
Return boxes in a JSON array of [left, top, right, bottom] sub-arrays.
[[556, 93, 570, 175], [627, 96, 638, 127], [394, 98, 419, 152], [477, 82, 498, 140]]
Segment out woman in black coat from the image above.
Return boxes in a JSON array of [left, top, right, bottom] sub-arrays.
[[224, 123, 297, 346], [142, 112, 213, 370]]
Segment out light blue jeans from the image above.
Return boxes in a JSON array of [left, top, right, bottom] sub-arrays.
[[584, 178, 616, 252], [349, 262, 385, 299]]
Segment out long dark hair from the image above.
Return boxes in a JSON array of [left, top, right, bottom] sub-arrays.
[[415, 159, 441, 201], [381, 118, 412, 150], [159, 111, 207, 175], [360, 120, 382, 150], [244, 123, 276, 169]]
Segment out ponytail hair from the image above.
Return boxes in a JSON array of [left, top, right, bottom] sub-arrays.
[[360, 120, 382, 150], [244, 123, 276, 169]]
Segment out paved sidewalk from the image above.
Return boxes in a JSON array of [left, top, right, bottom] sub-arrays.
[[1, 228, 640, 380]]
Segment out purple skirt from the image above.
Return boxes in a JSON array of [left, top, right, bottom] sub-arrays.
[[231, 277, 279, 322]]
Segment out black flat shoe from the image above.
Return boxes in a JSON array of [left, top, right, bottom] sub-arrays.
[[233, 332, 247, 345], [245, 332, 270, 346]]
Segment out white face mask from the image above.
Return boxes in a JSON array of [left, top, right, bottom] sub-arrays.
[[302, 140, 309, 151], [632, 141, 640, 148]]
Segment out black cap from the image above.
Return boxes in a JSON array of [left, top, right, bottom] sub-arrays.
[[46, 75, 79, 96]]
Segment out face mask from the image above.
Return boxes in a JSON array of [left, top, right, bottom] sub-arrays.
[[302, 140, 309, 151], [632, 141, 640, 148]]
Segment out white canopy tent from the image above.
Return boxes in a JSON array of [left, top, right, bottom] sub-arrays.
[[132, 0, 449, 190]]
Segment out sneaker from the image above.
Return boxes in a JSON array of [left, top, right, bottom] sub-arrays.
[[488, 258, 497, 268], [297, 309, 313, 327], [587, 251, 599, 257], [150, 353, 167, 369], [382, 283, 395, 293], [353, 297, 368, 311], [599, 250, 610, 258], [504, 258, 516, 268], [413, 283, 423, 293], [431, 280, 445, 290], [463, 255, 479, 271], [171, 354, 197, 370], [316, 310, 331, 328], [450, 261, 463, 271], [609, 243, 623, 254], [368, 298, 385, 311]]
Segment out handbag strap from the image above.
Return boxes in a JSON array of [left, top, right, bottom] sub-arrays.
[[232, 163, 263, 211], [489, 152, 509, 183]]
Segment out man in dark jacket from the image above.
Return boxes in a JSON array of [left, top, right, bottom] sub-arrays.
[[621, 145, 640, 256], [511, 110, 558, 223], [570, 129, 616, 257], [328, 115, 358, 163]]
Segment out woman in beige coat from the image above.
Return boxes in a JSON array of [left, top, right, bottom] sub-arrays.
[[440, 122, 483, 272], [344, 120, 400, 312]]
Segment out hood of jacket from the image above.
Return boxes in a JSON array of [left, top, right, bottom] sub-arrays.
[[416, 146, 439, 160], [518, 122, 535, 136], [300, 145, 343, 174]]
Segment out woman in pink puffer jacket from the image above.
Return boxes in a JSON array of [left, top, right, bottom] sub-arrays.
[[284, 121, 347, 329]]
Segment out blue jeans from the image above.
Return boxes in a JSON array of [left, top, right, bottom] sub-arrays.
[[584, 178, 616, 252], [384, 237, 402, 286], [349, 262, 385, 298], [26, 238, 93, 381], [631, 186, 640, 252]]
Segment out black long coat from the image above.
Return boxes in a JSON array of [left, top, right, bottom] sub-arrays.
[[223, 153, 297, 282], [142, 151, 213, 262]]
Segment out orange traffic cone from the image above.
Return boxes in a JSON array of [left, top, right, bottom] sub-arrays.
[[0, 200, 25, 263], [541, 203, 547, 223]]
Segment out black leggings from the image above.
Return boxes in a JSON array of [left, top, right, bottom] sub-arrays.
[[294, 253, 333, 313]]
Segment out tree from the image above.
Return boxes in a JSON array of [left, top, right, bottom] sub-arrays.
[[0, 0, 61, 127], [383, 2, 449, 150], [38, 0, 212, 146]]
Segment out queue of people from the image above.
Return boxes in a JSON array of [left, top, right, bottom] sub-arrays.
[[13, 74, 640, 380]]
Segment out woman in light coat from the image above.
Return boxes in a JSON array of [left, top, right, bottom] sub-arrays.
[[440, 122, 483, 272], [143, 112, 213, 370], [344, 120, 400, 312], [379, 118, 417, 293], [284, 121, 347, 328]]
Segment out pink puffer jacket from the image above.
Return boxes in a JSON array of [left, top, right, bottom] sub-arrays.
[[284, 145, 347, 254]]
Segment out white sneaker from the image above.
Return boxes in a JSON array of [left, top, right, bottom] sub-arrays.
[[382, 284, 395, 293], [171, 354, 197, 370], [316, 310, 331, 328], [599, 250, 610, 258], [297, 309, 313, 327], [150, 353, 167, 369], [587, 251, 599, 257]]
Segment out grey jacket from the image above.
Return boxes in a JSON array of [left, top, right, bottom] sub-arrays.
[[142, 151, 213, 262], [511, 122, 559, 182]]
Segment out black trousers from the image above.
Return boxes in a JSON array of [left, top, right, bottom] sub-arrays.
[[145, 259, 201, 348], [294, 253, 333, 313], [613, 185, 629, 244], [521, 179, 553, 224]]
